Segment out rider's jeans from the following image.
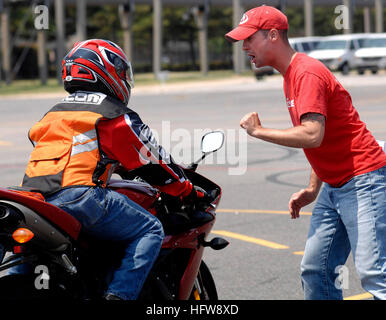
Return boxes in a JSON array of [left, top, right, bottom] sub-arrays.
[[301, 166, 386, 300], [46, 186, 164, 300]]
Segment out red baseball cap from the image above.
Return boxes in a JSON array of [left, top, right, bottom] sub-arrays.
[[225, 5, 288, 42]]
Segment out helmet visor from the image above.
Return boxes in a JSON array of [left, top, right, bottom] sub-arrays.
[[117, 60, 134, 89]]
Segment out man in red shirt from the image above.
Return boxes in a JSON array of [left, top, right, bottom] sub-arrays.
[[226, 6, 386, 299]]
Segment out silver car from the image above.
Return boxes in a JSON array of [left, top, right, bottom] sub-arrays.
[[353, 33, 386, 74], [308, 34, 368, 75]]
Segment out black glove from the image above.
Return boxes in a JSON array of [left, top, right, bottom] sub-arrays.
[[183, 186, 208, 204]]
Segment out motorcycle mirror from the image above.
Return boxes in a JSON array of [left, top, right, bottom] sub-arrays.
[[201, 131, 224, 154], [186, 131, 225, 171]]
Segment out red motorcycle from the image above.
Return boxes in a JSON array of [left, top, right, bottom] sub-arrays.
[[0, 131, 228, 300]]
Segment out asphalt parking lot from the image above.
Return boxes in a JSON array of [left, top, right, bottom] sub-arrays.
[[1, 71, 386, 299]]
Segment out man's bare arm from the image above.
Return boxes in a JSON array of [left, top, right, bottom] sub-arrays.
[[240, 112, 325, 149], [288, 168, 323, 219]]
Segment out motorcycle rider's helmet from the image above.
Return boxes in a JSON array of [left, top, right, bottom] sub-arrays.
[[62, 39, 134, 106]]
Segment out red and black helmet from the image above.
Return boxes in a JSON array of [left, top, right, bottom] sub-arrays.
[[62, 39, 134, 105]]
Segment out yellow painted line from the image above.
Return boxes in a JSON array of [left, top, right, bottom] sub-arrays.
[[292, 251, 304, 256], [212, 230, 289, 250], [217, 209, 312, 216], [0, 140, 12, 146], [344, 292, 373, 300]]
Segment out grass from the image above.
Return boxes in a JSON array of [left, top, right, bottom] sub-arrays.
[[0, 70, 253, 96], [0, 78, 64, 96]]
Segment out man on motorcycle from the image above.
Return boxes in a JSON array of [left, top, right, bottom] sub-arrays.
[[226, 6, 386, 299], [21, 39, 199, 300]]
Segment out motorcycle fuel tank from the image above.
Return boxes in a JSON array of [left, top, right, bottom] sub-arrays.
[[108, 179, 160, 214]]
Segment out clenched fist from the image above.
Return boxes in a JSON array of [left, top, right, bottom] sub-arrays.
[[240, 112, 262, 137]]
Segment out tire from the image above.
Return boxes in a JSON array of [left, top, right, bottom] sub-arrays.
[[189, 260, 218, 300], [341, 63, 349, 75], [254, 73, 264, 80]]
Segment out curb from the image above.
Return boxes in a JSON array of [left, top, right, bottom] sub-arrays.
[[3, 72, 386, 100]]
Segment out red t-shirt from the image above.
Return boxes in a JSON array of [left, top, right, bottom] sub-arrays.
[[284, 53, 386, 186]]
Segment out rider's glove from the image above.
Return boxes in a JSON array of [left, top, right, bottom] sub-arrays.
[[182, 186, 207, 204]]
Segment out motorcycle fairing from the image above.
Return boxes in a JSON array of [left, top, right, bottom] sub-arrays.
[[0, 187, 81, 240]]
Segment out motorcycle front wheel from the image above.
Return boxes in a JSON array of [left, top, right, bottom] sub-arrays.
[[190, 260, 218, 300]]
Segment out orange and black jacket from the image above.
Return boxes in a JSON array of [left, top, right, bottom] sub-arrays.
[[22, 91, 193, 197]]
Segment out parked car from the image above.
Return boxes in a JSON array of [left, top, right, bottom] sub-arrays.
[[251, 36, 322, 80], [251, 64, 275, 80], [308, 34, 368, 75], [352, 33, 386, 74], [289, 36, 323, 54]]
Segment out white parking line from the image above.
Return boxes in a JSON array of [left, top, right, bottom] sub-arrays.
[[217, 209, 312, 216]]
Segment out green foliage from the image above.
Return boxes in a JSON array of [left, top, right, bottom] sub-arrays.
[[207, 7, 233, 58], [88, 5, 122, 43], [5, 3, 386, 79], [286, 7, 305, 37], [130, 5, 153, 47]]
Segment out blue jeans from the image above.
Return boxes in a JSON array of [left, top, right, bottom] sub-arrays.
[[301, 167, 386, 300], [46, 187, 164, 300]]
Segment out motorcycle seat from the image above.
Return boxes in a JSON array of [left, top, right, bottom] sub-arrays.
[[0, 187, 81, 240]]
